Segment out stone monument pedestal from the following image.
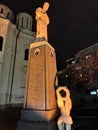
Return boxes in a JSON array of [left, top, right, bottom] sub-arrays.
[[17, 41, 58, 130], [20, 109, 57, 121], [17, 119, 58, 130]]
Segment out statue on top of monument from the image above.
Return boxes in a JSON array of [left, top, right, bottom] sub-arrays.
[[56, 86, 73, 130], [35, 2, 50, 41]]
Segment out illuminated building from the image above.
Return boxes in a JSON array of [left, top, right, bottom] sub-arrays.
[[0, 4, 35, 106], [62, 43, 98, 106]]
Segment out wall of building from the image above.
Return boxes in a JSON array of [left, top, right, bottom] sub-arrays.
[[0, 4, 35, 107]]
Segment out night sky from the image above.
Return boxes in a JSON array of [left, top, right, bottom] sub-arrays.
[[1, 0, 98, 70]]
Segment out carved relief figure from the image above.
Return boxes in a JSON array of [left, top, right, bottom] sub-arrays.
[[56, 86, 73, 130], [35, 2, 49, 41]]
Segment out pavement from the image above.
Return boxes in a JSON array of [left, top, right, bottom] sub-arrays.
[[0, 107, 97, 130], [0, 107, 21, 130]]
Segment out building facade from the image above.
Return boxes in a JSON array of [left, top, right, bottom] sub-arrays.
[[0, 4, 35, 106]]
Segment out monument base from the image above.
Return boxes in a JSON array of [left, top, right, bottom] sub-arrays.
[[20, 108, 58, 121], [17, 108, 59, 130], [17, 119, 58, 130]]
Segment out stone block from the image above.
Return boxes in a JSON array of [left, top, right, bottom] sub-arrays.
[[17, 120, 58, 130]]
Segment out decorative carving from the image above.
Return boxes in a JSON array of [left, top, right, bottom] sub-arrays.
[[34, 48, 40, 57]]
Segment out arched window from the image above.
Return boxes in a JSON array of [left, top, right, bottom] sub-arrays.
[[22, 17, 24, 27], [24, 49, 29, 60], [27, 18, 28, 28], [0, 36, 3, 51], [1, 8, 3, 13], [7, 12, 9, 18]]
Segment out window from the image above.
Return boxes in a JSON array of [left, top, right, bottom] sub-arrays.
[[7, 12, 9, 18], [22, 17, 24, 27], [27, 18, 28, 28], [0, 36, 3, 51], [1, 8, 3, 13], [24, 49, 29, 60]]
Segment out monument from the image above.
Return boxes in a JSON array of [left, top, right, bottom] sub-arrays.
[[17, 2, 58, 130]]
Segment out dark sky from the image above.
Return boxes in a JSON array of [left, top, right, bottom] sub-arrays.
[[1, 0, 98, 70]]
